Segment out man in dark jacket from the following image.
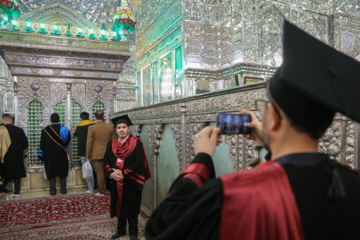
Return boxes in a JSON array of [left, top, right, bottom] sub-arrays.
[[40, 113, 71, 195], [74, 112, 94, 193], [2, 114, 28, 198]]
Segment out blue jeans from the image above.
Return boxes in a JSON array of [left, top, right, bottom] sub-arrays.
[[81, 156, 95, 193]]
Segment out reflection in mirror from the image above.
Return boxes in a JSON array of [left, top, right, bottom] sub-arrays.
[[160, 53, 174, 102], [136, 72, 142, 105], [143, 66, 151, 106], [195, 78, 210, 94], [151, 60, 159, 104]]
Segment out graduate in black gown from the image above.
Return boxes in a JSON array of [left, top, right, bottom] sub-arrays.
[[145, 21, 360, 240], [2, 114, 28, 197], [103, 114, 151, 240], [39, 113, 71, 195]]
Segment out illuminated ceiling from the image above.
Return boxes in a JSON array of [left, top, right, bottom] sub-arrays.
[[16, 0, 138, 28]]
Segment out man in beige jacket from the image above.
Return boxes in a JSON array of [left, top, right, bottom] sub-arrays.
[[86, 110, 115, 196]]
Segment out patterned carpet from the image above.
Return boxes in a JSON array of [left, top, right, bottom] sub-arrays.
[[0, 194, 146, 239]]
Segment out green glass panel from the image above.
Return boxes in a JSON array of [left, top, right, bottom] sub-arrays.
[[136, 72, 142, 105], [143, 66, 151, 106], [92, 101, 105, 122], [72, 99, 82, 163], [54, 100, 66, 125], [175, 46, 183, 99], [28, 100, 43, 166]]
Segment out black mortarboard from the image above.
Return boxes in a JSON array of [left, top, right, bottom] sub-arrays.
[[111, 114, 133, 127], [269, 20, 360, 136]]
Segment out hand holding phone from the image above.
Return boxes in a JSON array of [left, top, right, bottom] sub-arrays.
[[217, 113, 251, 134], [238, 110, 266, 148], [194, 127, 221, 157]]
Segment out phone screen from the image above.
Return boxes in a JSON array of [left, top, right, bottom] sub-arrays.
[[217, 114, 251, 134]]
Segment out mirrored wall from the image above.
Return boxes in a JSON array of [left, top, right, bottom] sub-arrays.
[[136, 46, 183, 106]]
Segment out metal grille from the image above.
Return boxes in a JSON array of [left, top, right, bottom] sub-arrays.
[[72, 100, 82, 163], [28, 100, 43, 166], [54, 100, 66, 125], [92, 101, 105, 122]]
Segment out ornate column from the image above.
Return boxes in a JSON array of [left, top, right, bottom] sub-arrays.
[[14, 80, 18, 126], [66, 83, 73, 166], [181, 103, 187, 171]]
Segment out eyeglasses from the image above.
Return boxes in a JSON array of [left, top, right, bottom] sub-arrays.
[[255, 99, 282, 119]]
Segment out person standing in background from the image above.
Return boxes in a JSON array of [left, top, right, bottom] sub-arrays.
[[86, 110, 115, 196], [74, 112, 95, 193], [0, 123, 11, 198], [2, 114, 28, 198], [40, 113, 71, 195]]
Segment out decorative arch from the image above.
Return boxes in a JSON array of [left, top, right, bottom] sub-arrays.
[[92, 101, 105, 122], [20, 3, 97, 29]]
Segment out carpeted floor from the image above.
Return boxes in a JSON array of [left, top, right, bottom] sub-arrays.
[[0, 194, 146, 239]]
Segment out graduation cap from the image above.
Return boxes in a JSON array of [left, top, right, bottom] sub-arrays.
[[111, 114, 133, 127], [269, 20, 360, 138]]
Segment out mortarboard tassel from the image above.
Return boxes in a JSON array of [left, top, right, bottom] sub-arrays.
[[326, 160, 346, 199]]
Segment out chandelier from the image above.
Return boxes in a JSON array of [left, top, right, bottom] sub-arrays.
[[0, 0, 20, 19], [113, 0, 136, 40]]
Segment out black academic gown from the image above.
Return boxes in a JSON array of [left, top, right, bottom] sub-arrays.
[[3, 124, 28, 180], [74, 121, 94, 156], [145, 153, 360, 240], [103, 139, 148, 220], [40, 124, 71, 179]]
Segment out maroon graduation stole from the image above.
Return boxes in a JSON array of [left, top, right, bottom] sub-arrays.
[[219, 162, 304, 240]]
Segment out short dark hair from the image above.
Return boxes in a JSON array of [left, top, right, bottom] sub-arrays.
[[51, 113, 60, 123], [80, 112, 89, 120], [95, 110, 104, 120], [2, 114, 12, 122]]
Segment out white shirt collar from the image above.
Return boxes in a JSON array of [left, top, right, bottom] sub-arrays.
[[118, 136, 129, 144]]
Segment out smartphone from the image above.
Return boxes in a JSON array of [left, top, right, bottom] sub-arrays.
[[217, 113, 251, 134]]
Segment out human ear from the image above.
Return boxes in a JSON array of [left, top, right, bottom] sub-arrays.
[[268, 104, 281, 131]]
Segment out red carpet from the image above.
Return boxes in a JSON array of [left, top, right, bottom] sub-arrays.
[[0, 194, 111, 232], [0, 194, 147, 239]]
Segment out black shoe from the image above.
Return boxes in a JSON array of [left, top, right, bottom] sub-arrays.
[[130, 236, 138, 240], [111, 232, 125, 239], [4, 188, 10, 193]]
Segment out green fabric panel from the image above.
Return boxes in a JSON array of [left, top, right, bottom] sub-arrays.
[[157, 124, 179, 203], [140, 127, 153, 211]]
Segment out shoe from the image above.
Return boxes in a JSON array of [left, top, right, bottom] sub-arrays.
[[95, 193, 105, 196], [130, 236, 138, 240], [86, 190, 94, 193], [8, 193, 20, 198], [111, 232, 125, 239]]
